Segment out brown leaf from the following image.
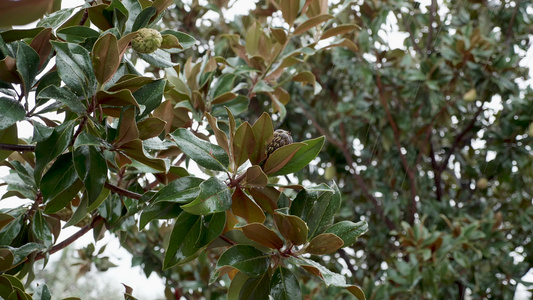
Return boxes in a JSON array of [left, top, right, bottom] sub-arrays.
[[205, 113, 230, 156], [304, 233, 344, 255], [244, 165, 268, 188], [115, 107, 139, 146], [242, 223, 284, 249], [92, 33, 120, 84], [293, 14, 333, 35], [273, 212, 308, 246], [320, 24, 359, 40], [30, 28, 53, 70], [231, 188, 265, 224], [137, 117, 166, 140], [233, 122, 255, 168], [250, 113, 274, 165], [248, 186, 280, 214]]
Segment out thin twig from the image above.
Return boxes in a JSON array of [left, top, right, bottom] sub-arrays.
[[375, 72, 418, 225], [294, 99, 396, 231], [426, 0, 437, 53], [504, 2, 520, 48], [0, 143, 36, 152], [104, 182, 143, 200], [35, 216, 104, 260]]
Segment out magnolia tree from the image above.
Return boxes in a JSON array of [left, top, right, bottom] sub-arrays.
[[0, 0, 369, 299]]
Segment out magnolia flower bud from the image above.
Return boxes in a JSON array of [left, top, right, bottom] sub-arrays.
[[266, 129, 293, 157], [131, 28, 163, 54], [476, 177, 488, 190]]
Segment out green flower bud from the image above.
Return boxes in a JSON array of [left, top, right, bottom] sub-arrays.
[[131, 28, 163, 54]]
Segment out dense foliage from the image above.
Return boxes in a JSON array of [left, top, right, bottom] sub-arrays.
[[0, 0, 532, 299]]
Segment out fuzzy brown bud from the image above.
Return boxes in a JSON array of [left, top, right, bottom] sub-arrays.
[[266, 129, 293, 157]]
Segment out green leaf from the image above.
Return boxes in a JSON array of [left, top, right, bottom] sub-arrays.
[[0, 124, 17, 161], [216, 245, 269, 277], [132, 7, 156, 32], [0, 213, 15, 232], [288, 257, 365, 300], [181, 177, 232, 215], [40, 153, 79, 204], [44, 180, 83, 214], [0, 215, 23, 245], [37, 85, 86, 114], [138, 49, 176, 68], [324, 221, 368, 248], [50, 41, 97, 98], [92, 33, 120, 84], [306, 182, 342, 239], [31, 210, 53, 247], [0, 97, 25, 130], [32, 122, 54, 143], [150, 177, 204, 205], [212, 74, 236, 99], [270, 136, 325, 176], [56, 26, 100, 43], [133, 78, 166, 119], [73, 146, 107, 205], [239, 272, 270, 300], [64, 192, 89, 228], [33, 284, 52, 300], [270, 266, 302, 300], [228, 272, 248, 300], [263, 143, 305, 175], [289, 189, 317, 220], [7, 243, 46, 266], [160, 30, 198, 51], [139, 202, 182, 230], [15, 42, 40, 97], [163, 211, 225, 269], [170, 128, 229, 171]]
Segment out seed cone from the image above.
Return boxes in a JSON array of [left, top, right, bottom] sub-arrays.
[[131, 28, 162, 54], [266, 129, 293, 157]]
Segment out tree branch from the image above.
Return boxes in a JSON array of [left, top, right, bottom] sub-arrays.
[[400, 13, 423, 56], [35, 216, 104, 260], [375, 72, 418, 225], [0, 143, 36, 152], [426, 0, 438, 53], [104, 182, 143, 200], [504, 2, 520, 48], [294, 99, 397, 231], [439, 105, 483, 172]]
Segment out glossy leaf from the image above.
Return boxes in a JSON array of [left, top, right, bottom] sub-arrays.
[[170, 128, 229, 171], [273, 211, 308, 246], [31, 210, 53, 247], [233, 122, 255, 168], [270, 136, 325, 176], [137, 117, 166, 140], [324, 221, 368, 248], [227, 272, 248, 300], [263, 143, 305, 175], [216, 245, 269, 278], [119, 139, 168, 172], [205, 112, 230, 155], [243, 165, 268, 188], [306, 183, 342, 239], [163, 211, 225, 268], [270, 266, 302, 300], [73, 145, 107, 204], [304, 233, 344, 255], [37, 85, 86, 114], [150, 176, 204, 205], [242, 223, 284, 249], [181, 177, 232, 215], [239, 272, 270, 300], [160, 30, 197, 50], [0, 97, 25, 130], [289, 257, 365, 299], [115, 106, 139, 146], [139, 202, 182, 230], [231, 188, 266, 224], [0, 125, 17, 161], [50, 41, 96, 98], [92, 33, 120, 84], [133, 79, 166, 119], [15, 41, 40, 97], [250, 113, 274, 165], [40, 153, 78, 203]]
